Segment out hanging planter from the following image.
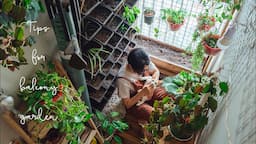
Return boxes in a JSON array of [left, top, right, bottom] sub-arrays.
[[197, 13, 215, 32], [167, 19, 185, 31], [202, 33, 221, 55], [161, 9, 186, 31], [143, 8, 155, 25]]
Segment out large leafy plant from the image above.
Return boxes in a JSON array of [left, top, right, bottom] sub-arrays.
[[19, 68, 92, 144], [0, 0, 44, 71], [161, 9, 186, 24], [95, 110, 129, 144], [144, 71, 229, 142], [122, 5, 140, 24]]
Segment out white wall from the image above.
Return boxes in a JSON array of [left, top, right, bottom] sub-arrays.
[[0, 10, 58, 144], [199, 0, 256, 144]]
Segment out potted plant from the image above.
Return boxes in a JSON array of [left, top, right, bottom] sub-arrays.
[[95, 110, 129, 144], [161, 9, 186, 31], [19, 66, 92, 144], [202, 33, 221, 55], [144, 71, 229, 143], [197, 13, 215, 31], [144, 8, 155, 25], [122, 5, 140, 24]]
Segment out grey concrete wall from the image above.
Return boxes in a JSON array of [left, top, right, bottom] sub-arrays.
[[199, 0, 256, 144]]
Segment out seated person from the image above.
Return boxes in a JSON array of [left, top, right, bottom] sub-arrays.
[[116, 48, 167, 122]]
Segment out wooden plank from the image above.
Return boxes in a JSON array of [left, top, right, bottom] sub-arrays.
[[80, 128, 92, 142], [1, 111, 35, 144], [38, 121, 53, 139], [84, 130, 97, 144]]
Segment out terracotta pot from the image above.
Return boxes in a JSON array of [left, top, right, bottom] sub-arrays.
[[167, 19, 184, 31], [202, 34, 221, 56], [198, 17, 215, 31]]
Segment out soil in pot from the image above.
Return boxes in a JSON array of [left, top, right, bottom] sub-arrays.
[[111, 63, 121, 75], [89, 74, 105, 89], [89, 87, 107, 100], [81, 0, 98, 14], [102, 74, 115, 89], [105, 86, 115, 98], [107, 15, 122, 31], [118, 38, 129, 50], [109, 49, 122, 62], [95, 27, 113, 45], [126, 28, 136, 39], [126, 41, 136, 51], [103, 0, 122, 11], [102, 61, 113, 74], [89, 5, 112, 25], [82, 18, 101, 40], [108, 33, 121, 47], [134, 37, 193, 68], [144, 9, 155, 25], [119, 52, 128, 63], [117, 23, 129, 35]]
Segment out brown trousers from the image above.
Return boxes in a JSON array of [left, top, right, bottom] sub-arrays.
[[127, 87, 168, 122]]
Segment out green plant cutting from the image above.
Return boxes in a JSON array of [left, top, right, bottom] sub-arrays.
[[84, 48, 110, 78], [161, 9, 186, 24], [144, 71, 229, 143], [0, 0, 44, 71], [19, 67, 92, 144], [122, 5, 140, 24], [95, 110, 129, 144]]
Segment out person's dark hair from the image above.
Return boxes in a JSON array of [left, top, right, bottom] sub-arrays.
[[127, 48, 150, 74]]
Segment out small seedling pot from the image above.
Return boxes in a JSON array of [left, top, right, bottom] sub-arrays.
[[144, 9, 155, 25]]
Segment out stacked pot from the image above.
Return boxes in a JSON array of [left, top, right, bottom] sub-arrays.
[[79, 0, 138, 110]]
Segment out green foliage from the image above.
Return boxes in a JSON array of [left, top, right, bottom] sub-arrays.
[[191, 44, 204, 70], [154, 28, 159, 38], [161, 9, 186, 24], [95, 110, 129, 144], [0, 0, 44, 71], [122, 6, 140, 24], [145, 71, 229, 142], [19, 67, 91, 144]]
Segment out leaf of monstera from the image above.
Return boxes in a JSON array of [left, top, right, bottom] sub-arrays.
[[2, 0, 14, 13], [208, 97, 217, 112], [9, 6, 26, 22]]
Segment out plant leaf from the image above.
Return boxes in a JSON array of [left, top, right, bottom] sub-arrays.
[[110, 111, 119, 118], [208, 97, 217, 112], [113, 135, 122, 144], [15, 27, 24, 41], [219, 82, 229, 93], [2, 0, 14, 13]]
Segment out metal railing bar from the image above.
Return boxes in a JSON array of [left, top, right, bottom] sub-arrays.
[[181, 0, 195, 48]]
